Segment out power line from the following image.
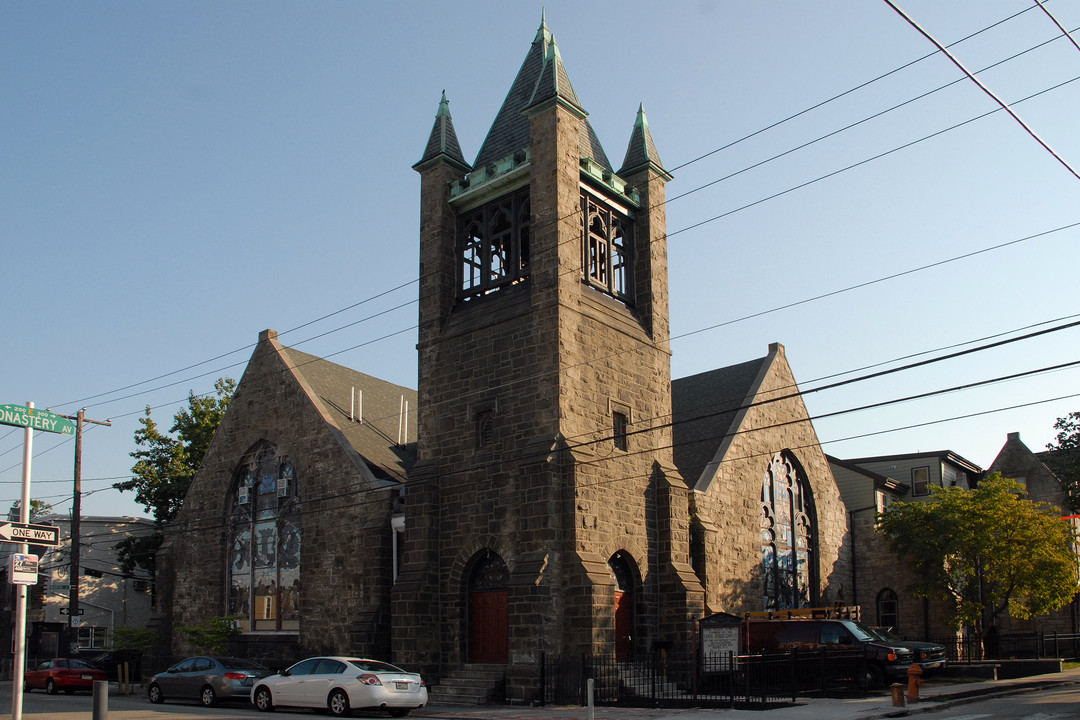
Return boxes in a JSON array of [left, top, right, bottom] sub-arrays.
[[883, 0, 1079, 180], [16, 8, 1061, 424]]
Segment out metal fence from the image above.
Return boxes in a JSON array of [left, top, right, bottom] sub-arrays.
[[541, 648, 869, 709], [924, 631, 1080, 662]]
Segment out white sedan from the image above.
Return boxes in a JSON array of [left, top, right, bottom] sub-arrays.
[[251, 656, 427, 717]]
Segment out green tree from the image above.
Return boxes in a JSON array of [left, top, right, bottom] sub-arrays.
[[178, 616, 240, 654], [877, 473, 1078, 632], [1045, 411, 1080, 513], [113, 378, 235, 575], [8, 499, 54, 520]]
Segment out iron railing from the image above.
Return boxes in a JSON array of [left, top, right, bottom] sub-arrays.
[[541, 648, 868, 709], [920, 631, 1080, 662]]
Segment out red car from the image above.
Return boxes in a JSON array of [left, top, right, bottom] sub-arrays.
[[24, 658, 106, 694]]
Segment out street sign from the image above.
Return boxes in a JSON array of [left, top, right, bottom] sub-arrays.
[[59, 607, 84, 615], [10, 554, 38, 585], [0, 521, 60, 547], [0, 404, 76, 435]]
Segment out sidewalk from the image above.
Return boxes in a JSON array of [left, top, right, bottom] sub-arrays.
[[417, 665, 1080, 720], [1, 668, 1078, 720]]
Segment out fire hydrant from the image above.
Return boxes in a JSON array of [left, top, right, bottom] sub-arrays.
[[906, 662, 923, 702]]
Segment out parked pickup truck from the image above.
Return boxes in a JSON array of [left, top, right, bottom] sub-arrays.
[[870, 626, 948, 675], [745, 617, 914, 688]]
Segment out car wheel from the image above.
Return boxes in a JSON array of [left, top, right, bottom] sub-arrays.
[[254, 686, 275, 712], [327, 688, 351, 717], [388, 710, 411, 718], [46, 679, 58, 695], [148, 683, 165, 704], [863, 664, 884, 690], [200, 685, 218, 707], [22, 680, 29, 693]]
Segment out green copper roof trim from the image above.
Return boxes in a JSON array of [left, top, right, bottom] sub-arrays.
[[580, 158, 641, 207], [450, 149, 531, 203]]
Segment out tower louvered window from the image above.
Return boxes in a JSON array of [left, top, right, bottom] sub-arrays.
[[582, 191, 633, 301], [458, 187, 530, 300]]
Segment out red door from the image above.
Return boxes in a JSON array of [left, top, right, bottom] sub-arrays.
[[469, 590, 508, 663], [614, 590, 632, 661]]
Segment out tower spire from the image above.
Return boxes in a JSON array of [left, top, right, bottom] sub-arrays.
[[619, 103, 671, 180], [414, 90, 471, 172]]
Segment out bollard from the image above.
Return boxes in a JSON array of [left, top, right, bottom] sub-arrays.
[[906, 663, 923, 702], [890, 683, 906, 707], [92, 679, 108, 719], [586, 678, 594, 720]]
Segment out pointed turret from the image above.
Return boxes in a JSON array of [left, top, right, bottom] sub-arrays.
[[414, 91, 471, 173], [473, 16, 611, 171], [619, 104, 672, 180]]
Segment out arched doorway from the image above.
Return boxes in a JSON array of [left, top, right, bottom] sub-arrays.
[[609, 552, 636, 661], [467, 552, 508, 664]]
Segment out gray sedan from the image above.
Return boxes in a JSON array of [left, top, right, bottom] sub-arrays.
[[148, 656, 271, 707]]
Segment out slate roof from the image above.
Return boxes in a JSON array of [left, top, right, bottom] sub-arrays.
[[671, 356, 768, 489], [473, 17, 612, 171], [278, 343, 417, 482], [415, 91, 471, 172]]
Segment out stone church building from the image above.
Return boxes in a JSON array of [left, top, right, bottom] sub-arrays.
[[155, 18, 850, 699]]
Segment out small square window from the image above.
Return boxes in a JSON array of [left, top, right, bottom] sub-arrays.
[[613, 411, 628, 451]]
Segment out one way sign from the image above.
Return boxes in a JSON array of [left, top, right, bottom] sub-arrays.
[[0, 522, 60, 547]]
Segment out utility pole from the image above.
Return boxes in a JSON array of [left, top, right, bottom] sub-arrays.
[[62, 408, 111, 655]]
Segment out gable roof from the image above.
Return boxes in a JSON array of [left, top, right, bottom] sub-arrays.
[[273, 338, 417, 482], [672, 354, 768, 489], [472, 16, 611, 171]]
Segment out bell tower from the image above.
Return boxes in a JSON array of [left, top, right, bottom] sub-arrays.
[[393, 17, 702, 698]]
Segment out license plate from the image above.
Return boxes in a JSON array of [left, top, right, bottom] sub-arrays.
[[395, 681, 409, 690], [81, 674, 93, 680]]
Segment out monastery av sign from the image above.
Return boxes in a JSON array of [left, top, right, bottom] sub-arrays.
[[0, 404, 76, 435]]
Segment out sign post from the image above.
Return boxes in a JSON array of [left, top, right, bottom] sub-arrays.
[[1, 402, 76, 720]]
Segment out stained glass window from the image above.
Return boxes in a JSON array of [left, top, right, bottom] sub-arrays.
[[760, 451, 815, 611], [228, 442, 301, 632]]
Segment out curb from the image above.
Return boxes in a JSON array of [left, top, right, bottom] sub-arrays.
[[872, 677, 1080, 718]]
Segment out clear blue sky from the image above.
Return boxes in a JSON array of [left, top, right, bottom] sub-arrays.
[[3, 1, 1079, 518]]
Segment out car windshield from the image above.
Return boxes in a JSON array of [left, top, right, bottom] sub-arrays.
[[842, 621, 878, 641], [871, 627, 902, 641], [68, 659, 94, 669]]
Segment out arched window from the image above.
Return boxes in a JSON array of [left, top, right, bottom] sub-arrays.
[[760, 451, 815, 610], [877, 589, 899, 631], [581, 191, 633, 302], [228, 442, 301, 632]]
